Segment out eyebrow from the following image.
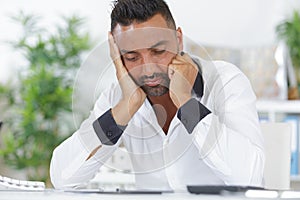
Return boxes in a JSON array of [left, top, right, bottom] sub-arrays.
[[120, 40, 169, 54]]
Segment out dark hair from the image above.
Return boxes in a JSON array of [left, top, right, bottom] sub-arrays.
[[110, 0, 176, 32]]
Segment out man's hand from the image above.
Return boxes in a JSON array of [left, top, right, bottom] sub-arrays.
[[108, 32, 146, 126], [168, 52, 198, 108]]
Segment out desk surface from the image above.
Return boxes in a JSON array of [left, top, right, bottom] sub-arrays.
[[0, 190, 282, 200]]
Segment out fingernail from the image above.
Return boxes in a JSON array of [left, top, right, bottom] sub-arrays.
[[180, 51, 185, 56]]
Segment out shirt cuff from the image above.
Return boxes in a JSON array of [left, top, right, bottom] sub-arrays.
[[92, 109, 125, 145], [177, 98, 211, 134]]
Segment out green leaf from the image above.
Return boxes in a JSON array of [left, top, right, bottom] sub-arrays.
[[276, 11, 300, 68], [1, 10, 92, 183]]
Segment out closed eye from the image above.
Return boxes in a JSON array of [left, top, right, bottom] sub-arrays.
[[152, 49, 166, 55], [124, 56, 138, 61], [124, 53, 139, 62]]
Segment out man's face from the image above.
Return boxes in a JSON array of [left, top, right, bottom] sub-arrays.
[[112, 14, 183, 96]]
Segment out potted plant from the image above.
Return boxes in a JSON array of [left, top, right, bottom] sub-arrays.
[[276, 11, 300, 98], [0, 11, 91, 186]]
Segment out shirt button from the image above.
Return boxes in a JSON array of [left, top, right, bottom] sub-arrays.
[[107, 131, 113, 137]]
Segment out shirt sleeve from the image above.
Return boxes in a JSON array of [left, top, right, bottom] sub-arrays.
[[177, 98, 211, 134], [191, 61, 265, 187], [93, 109, 126, 145], [50, 86, 121, 189]]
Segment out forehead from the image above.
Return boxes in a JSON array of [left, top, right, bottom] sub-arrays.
[[112, 14, 177, 53], [114, 28, 177, 53]]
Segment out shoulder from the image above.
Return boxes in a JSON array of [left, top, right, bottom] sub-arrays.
[[193, 56, 251, 89], [199, 58, 244, 81], [192, 56, 256, 101]]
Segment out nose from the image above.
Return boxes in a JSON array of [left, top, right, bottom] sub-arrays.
[[141, 54, 157, 76]]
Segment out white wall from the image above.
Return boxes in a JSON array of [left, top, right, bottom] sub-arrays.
[[0, 0, 112, 83], [0, 0, 299, 84], [168, 0, 282, 46], [167, 0, 300, 47]]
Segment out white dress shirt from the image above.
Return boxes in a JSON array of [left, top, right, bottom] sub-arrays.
[[50, 57, 265, 190]]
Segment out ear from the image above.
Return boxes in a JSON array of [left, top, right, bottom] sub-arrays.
[[176, 27, 183, 52]]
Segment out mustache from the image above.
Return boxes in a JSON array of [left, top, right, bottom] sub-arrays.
[[139, 73, 169, 84]]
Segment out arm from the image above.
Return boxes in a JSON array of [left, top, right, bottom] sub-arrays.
[[50, 33, 146, 188], [177, 60, 264, 186], [108, 32, 146, 126], [50, 90, 121, 189]]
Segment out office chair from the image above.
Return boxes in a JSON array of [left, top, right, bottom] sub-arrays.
[[261, 122, 292, 190]]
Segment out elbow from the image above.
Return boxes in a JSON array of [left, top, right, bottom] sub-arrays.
[[249, 146, 265, 187], [49, 149, 65, 189], [234, 146, 265, 187], [49, 148, 78, 189], [223, 145, 265, 187], [49, 146, 98, 189]]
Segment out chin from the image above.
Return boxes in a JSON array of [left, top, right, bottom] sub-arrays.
[[143, 85, 169, 97]]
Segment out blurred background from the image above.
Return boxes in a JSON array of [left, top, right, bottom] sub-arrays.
[[0, 0, 300, 189]]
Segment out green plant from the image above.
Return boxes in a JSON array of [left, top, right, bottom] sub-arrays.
[[276, 11, 300, 68], [277, 11, 300, 71], [276, 11, 300, 98], [0, 11, 92, 185]]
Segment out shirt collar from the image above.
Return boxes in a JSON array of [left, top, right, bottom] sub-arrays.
[[191, 57, 204, 98]]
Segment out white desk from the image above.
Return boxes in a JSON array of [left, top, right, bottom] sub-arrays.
[[0, 190, 288, 200]]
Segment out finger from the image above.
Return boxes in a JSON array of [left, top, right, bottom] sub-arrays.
[[168, 62, 198, 78], [168, 63, 184, 79], [169, 63, 196, 85], [168, 67, 175, 79], [177, 53, 199, 72], [170, 57, 183, 64], [176, 51, 194, 64], [108, 32, 123, 67], [108, 32, 118, 59], [170, 52, 187, 64], [108, 33, 121, 58], [108, 32, 127, 76]]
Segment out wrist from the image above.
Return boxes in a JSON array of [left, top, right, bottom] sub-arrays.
[[177, 98, 211, 133], [112, 98, 142, 125], [93, 109, 124, 145], [174, 94, 192, 108]]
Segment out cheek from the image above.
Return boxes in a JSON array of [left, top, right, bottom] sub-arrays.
[[158, 52, 175, 69], [124, 63, 142, 80]]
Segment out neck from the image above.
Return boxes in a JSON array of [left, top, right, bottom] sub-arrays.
[[147, 93, 177, 134], [147, 92, 169, 104]]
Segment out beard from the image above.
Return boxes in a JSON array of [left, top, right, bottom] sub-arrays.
[[137, 73, 170, 96]]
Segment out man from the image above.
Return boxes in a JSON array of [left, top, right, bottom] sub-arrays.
[[50, 0, 264, 190]]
